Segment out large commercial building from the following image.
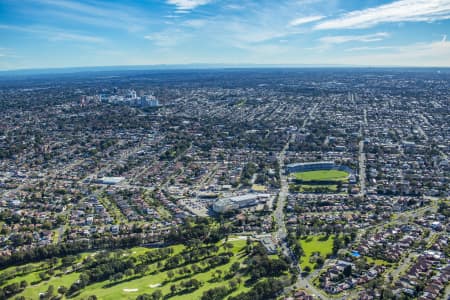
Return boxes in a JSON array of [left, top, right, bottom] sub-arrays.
[[286, 161, 335, 173], [212, 193, 270, 213], [97, 176, 125, 185]]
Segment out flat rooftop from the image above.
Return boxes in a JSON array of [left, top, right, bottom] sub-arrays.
[[286, 161, 334, 167]]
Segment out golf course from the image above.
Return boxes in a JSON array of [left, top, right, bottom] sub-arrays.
[[0, 237, 288, 300]]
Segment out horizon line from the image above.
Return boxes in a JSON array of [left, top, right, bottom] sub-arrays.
[[1, 63, 450, 76]]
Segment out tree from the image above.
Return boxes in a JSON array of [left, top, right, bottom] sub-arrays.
[[170, 284, 177, 294], [343, 264, 352, 277], [229, 279, 238, 290], [316, 256, 324, 266], [223, 242, 234, 251], [125, 268, 134, 277], [151, 289, 163, 300], [230, 262, 240, 274], [57, 285, 67, 295], [332, 234, 342, 255], [382, 288, 394, 299], [167, 270, 174, 280], [50, 257, 58, 267], [113, 272, 123, 282], [191, 264, 201, 273], [293, 242, 304, 257], [19, 280, 27, 289], [201, 286, 229, 300], [47, 285, 54, 298]]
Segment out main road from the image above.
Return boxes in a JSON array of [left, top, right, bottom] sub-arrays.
[[273, 101, 319, 246], [358, 108, 367, 197], [358, 140, 366, 196], [273, 102, 326, 297]]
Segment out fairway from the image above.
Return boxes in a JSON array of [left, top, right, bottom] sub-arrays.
[[4, 239, 261, 300], [292, 170, 349, 182]]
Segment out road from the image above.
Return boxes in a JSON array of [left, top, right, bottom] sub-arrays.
[[358, 140, 366, 196], [57, 225, 65, 244], [274, 138, 290, 242], [358, 108, 367, 197], [273, 101, 319, 245], [275, 134, 328, 299], [272, 101, 325, 297]]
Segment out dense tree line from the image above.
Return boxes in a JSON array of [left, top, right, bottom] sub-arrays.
[[228, 278, 284, 300], [137, 247, 173, 265], [0, 234, 155, 269], [201, 286, 230, 300], [240, 162, 258, 186], [166, 217, 228, 245], [68, 255, 135, 295], [0, 280, 27, 299], [243, 243, 288, 282]]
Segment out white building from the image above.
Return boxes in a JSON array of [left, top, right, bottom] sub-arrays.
[[98, 177, 125, 185], [212, 193, 270, 213]]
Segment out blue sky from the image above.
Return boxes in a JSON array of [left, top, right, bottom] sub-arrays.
[[0, 0, 449, 70]]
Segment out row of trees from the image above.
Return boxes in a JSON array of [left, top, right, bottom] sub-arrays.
[[229, 278, 285, 300], [0, 280, 27, 299], [0, 233, 160, 269], [68, 254, 137, 296]]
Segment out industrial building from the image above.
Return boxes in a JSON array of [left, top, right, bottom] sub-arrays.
[[212, 193, 270, 213]]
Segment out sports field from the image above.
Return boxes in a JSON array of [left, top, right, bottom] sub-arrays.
[[292, 170, 349, 182], [299, 235, 335, 270]]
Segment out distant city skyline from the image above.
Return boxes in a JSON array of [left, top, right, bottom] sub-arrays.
[[1, 0, 450, 70]]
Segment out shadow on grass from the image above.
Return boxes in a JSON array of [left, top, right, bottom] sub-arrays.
[[317, 235, 330, 242], [102, 274, 145, 288], [66, 290, 81, 298], [163, 286, 201, 300]]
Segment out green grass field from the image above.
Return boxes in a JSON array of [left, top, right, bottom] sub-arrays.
[[75, 240, 249, 300], [292, 170, 349, 182], [4, 239, 256, 300], [299, 235, 335, 270], [299, 184, 338, 192], [366, 256, 390, 266]]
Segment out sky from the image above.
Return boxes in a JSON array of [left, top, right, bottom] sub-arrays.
[[0, 0, 450, 70]]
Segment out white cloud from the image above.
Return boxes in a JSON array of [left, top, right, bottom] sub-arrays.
[[319, 32, 390, 44], [31, 0, 148, 32], [49, 32, 105, 43], [324, 38, 450, 66], [289, 15, 325, 27], [224, 4, 245, 10], [144, 29, 191, 47], [184, 19, 207, 28], [344, 46, 396, 52], [166, 0, 212, 11], [315, 0, 450, 30], [0, 24, 105, 43]]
